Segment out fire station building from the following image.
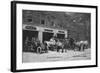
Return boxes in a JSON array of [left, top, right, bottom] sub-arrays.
[[23, 10, 68, 43]]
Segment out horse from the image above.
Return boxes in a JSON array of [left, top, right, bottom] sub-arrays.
[[68, 38, 75, 50], [56, 40, 63, 52], [74, 40, 88, 51], [44, 40, 56, 51], [62, 39, 70, 52], [80, 40, 88, 50], [74, 41, 82, 51], [59, 38, 75, 52]]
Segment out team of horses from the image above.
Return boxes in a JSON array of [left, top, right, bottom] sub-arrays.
[[24, 37, 88, 54]]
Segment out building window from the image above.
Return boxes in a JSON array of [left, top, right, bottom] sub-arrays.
[[27, 18, 32, 22], [41, 19, 45, 24], [23, 17, 33, 23], [51, 21, 54, 26], [23, 10, 33, 23]]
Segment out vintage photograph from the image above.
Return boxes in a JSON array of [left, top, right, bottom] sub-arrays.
[[11, 1, 97, 72], [22, 10, 91, 63]]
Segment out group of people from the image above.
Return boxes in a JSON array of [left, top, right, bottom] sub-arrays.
[[24, 37, 48, 53], [23, 36, 89, 54]]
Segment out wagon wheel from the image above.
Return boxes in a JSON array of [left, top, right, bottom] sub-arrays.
[[37, 47, 42, 54]]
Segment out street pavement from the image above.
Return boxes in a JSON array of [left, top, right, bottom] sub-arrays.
[[22, 49, 91, 63]]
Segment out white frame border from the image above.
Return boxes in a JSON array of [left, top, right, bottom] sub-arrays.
[[16, 3, 96, 70]]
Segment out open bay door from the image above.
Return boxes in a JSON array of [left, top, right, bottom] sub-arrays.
[[57, 33, 65, 39], [43, 32, 54, 42]]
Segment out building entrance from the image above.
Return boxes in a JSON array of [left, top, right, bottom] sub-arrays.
[[23, 30, 38, 51], [57, 33, 65, 39], [23, 30, 38, 41], [43, 32, 54, 42]]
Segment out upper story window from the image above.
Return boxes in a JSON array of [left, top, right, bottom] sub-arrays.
[[24, 15, 33, 23], [23, 10, 33, 23], [41, 19, 45, 25]]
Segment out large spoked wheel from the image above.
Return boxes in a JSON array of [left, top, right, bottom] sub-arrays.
[[37, 47, 42, 54]]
